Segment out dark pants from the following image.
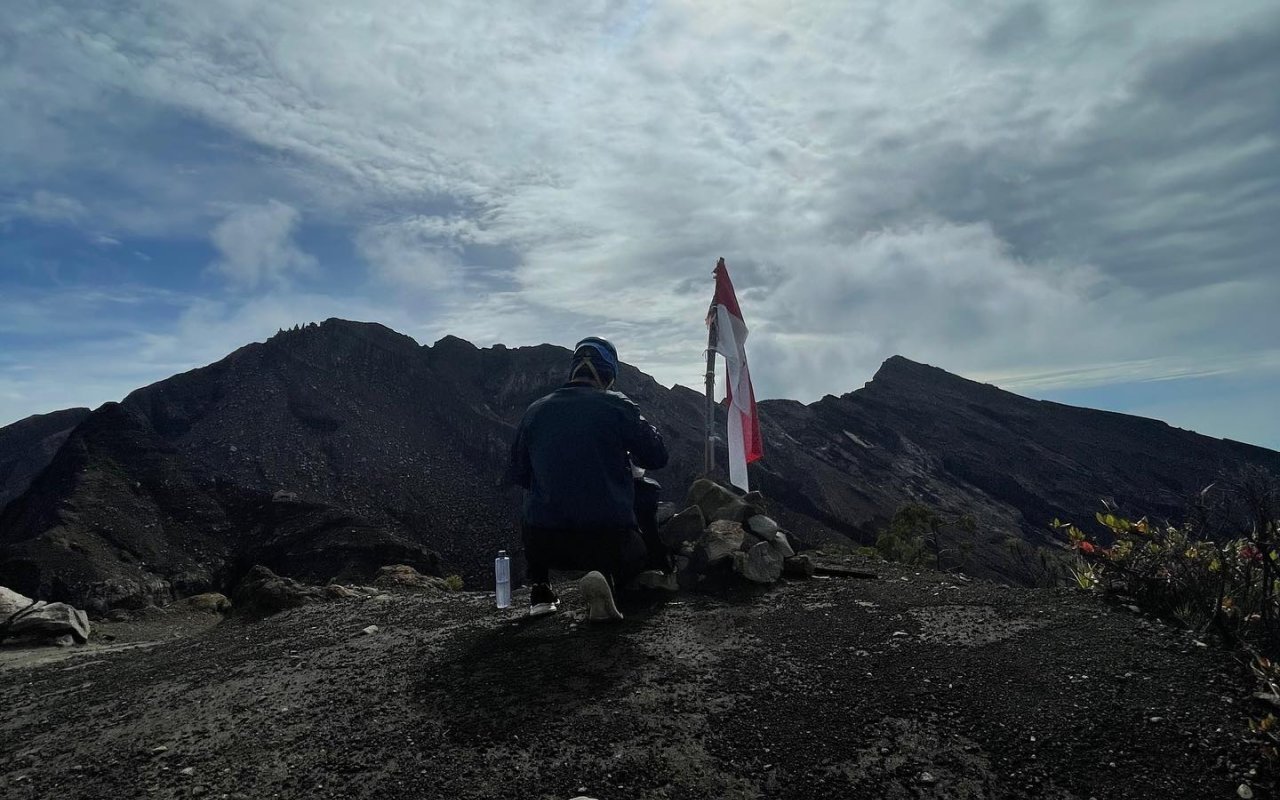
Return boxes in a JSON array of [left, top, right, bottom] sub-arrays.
[[522, 525, 651, 588], [522, 477, 670, 587]]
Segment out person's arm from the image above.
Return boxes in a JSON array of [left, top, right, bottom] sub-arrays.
[[622, 400, 668, 470], [503, 417, 533, 488]]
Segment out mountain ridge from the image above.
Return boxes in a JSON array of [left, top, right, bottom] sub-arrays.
[[2, 318, 1278, 609]]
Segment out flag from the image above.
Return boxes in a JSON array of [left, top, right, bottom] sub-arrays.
[[708, 257, 763, 491]]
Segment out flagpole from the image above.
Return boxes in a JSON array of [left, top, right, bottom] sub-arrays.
[[704, 313, 718, 477]]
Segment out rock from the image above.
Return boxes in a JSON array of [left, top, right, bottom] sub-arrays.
[[105, 608, 133, 622], [181, 593, 232, 614], [179, 767, 195, 777], [659, 506, 706, 548], [783, 555, 815, 578], [324, 584, 361, 599], [685, 478, 751, 523], [2, 598, 91, 644], [633, 570, 678, 591], [232, 565, 326, 617], [361, 625, 379, 636], [1, 586, 35, 618], [1238, 784, 1254, 799], [655, 502, 678, 527], [772, 532, 796, 559], [919, 771, 937, 785], [746, 515, 780, 541], [698, 520, 746, 566], [81, 577, 173, 614], [272, 489, 299, 503], [743, 490, 766, 510], [734, 540, 784, 583], [374, 564, 449, 592], [54, 634, 76, 647]]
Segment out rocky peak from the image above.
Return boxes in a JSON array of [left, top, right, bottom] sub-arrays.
[[866, 355, 984, 393]]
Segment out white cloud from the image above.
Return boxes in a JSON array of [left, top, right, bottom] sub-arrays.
[[354, 218, 462, 291], [209, 200, 315, 288], [2, 189, 86, 224], [3, 0, 1279, 445]]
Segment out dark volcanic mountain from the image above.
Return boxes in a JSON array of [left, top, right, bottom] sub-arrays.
[[0, 407, 90, 511], [2, 319, 1278, 609]]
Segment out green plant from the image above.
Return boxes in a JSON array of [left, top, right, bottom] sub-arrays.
[[1053, 497, 1279, 651], [875, 504, 977, 571], [443, 574, 464, 592]]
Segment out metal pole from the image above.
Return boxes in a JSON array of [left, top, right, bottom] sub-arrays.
[[704, 315, 717, 477]]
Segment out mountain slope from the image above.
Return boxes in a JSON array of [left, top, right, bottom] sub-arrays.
[[2, 319, 1278, 607], [0, 407, 90, 512]]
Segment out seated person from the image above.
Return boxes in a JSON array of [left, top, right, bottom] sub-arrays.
[[506, 337, 669, 619]]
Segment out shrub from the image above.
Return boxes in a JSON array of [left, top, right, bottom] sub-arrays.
[[875, 504, 976, 571], [1054, 508, 1279, 652], [443, 574, 464, 592]]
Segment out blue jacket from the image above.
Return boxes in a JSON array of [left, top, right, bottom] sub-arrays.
[[507, 384, 668, 530]]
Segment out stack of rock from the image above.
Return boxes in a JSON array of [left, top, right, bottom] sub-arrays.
[[659, 479, 813, 588]]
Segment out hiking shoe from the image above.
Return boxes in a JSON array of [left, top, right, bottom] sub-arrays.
[[528, 583, 560, 617], [580, 570, 623, 622]]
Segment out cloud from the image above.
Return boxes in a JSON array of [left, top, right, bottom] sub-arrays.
[[3, 0, 1280, 447], [354, 218, 463, 291], [1, 190, 86, 224], [209, 200, 315, 288]]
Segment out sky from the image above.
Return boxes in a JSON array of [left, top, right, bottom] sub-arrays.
[[1, 0, 1278, 449]]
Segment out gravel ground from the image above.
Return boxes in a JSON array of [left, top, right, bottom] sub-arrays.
[[0, 561, 1271, 799]]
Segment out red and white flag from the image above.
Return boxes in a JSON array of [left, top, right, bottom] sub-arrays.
[[708, 257, 763, 491]]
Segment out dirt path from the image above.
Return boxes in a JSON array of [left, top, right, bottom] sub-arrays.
[[0, 563, 1269, 799]]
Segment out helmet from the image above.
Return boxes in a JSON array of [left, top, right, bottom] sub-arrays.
[[570, 336, 619, 387]]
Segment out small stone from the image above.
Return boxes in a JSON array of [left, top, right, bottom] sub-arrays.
[[919, 771, 937, 785], [782, 555, 815, 578], [150, 745, 168, 755], [179, 767, 195, 777], [699, 520, 746, 565], [685, 478, 751, 523], [734, 540, 783, 583], [1238, 784, 1254, 799], [660, 506, 707, 548], [373, 594, 394, 602], [745, 515, 780, 540], [772, 531, 796, 559], [361, 625, 379, 635], [324, 584, 360, 599]]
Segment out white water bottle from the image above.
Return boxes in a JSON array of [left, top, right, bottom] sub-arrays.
[[494, 550, 512, 609]]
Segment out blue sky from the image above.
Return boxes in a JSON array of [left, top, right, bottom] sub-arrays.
[[2, 0, 1278, 450]]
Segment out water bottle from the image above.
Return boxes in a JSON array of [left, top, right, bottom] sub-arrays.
[[494, 550, 512, 609]]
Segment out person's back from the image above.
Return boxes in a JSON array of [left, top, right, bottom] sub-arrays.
[[507, 337, 669, 619], [515, 385, 667, 531]]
